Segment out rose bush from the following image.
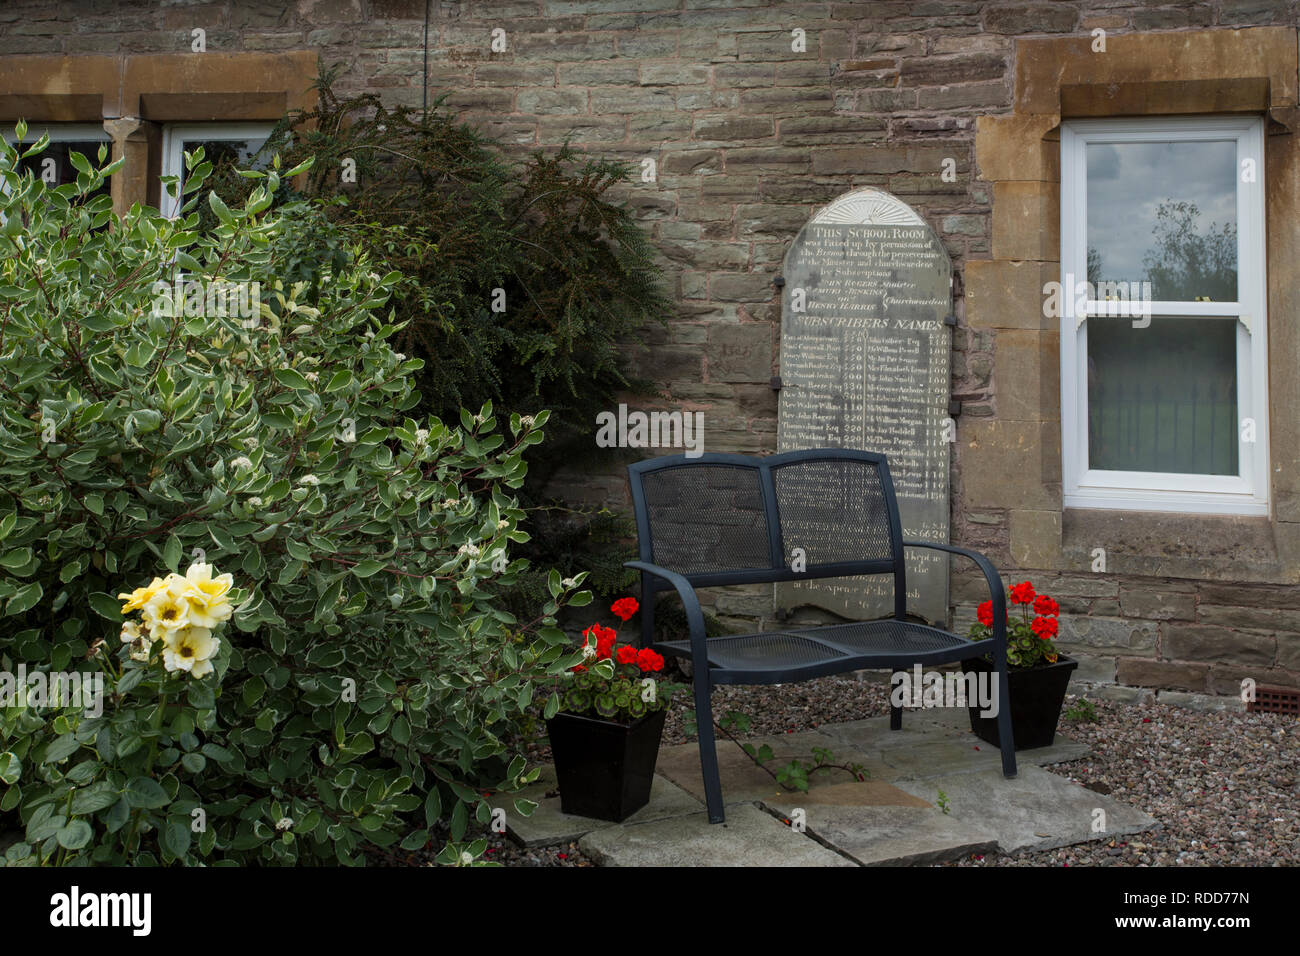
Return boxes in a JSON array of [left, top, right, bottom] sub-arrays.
[[0, 127, 589, 865]]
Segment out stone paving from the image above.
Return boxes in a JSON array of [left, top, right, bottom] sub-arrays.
[[490, 707, 1158, 866]]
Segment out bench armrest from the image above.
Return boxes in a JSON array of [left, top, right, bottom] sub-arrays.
[[901, 540, 1007, 650], [624, 560, 708, 663]]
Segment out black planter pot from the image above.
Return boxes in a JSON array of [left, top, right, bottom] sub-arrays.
[[546, 708, 667, 822], [962, 654, 1079, 750]]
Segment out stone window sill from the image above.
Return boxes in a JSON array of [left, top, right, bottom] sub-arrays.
[[1060, 508, 1292, 583]]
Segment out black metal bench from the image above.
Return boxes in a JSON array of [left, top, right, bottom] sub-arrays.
[[626, 448, 1016, 824]]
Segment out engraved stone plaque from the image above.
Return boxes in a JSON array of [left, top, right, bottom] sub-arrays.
[[776, 187, 952, 625]]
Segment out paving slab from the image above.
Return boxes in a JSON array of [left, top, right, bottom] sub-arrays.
[[762, 804, 1000, 866], [1021, 738, 1090, 766], [817, 712, 968, 753], [892, 765, 1159, 854], [894, 706, 983, 735], [656, 730, 895, 806], [579, 802, 856, 867], [759, 780, 997, 865], [763, 779, 932, 809], [820, 713, 1089, 775], [487, 765, 703, 848]]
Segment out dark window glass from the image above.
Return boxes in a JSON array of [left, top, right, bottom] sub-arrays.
[[1087, 316, 1238, 476], [16, 140, 112, 204]]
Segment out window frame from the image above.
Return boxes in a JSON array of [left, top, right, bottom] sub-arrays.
[[159, 121, 274, 218], [1059, 115, 1269, 517]]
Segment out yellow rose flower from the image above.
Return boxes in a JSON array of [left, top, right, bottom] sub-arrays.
[[181, 587, 233, 629], [185, 561, 233, 600], [179, 561, 234, 628], [141, 580, 193, 635], [162, 626, 220, 679], [118, 574, 175, 614]]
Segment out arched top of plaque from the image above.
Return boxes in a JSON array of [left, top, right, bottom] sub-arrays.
[[810, 187, 927, 227]]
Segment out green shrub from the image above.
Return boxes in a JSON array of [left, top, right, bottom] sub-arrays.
[[0, 127, 589, 865], [209, 66, 670, 608], [212, 66, 671, 459]]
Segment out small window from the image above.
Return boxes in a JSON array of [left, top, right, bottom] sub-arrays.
[[160, 122, 274, 218], [1059, 117, 1268, 516], [2, 123, 112, 203]]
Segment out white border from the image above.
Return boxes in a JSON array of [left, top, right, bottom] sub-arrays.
[[1059, 116, 1269, 517]]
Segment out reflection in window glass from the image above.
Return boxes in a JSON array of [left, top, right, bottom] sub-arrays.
[[182, 137, 270, 176], [14, 140, 112, 205], [1087, 316, 1237, 476], [1086, 140, 1237, 302]]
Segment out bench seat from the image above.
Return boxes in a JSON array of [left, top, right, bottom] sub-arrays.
[[658, 619, 992, 684]]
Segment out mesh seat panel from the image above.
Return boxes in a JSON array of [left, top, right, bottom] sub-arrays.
[[660, 632, 853, 672], [640, 463, 771, 575], [813, 620, 966, 657], [771, 458, 894, 566], [659, 620, 969, 676]]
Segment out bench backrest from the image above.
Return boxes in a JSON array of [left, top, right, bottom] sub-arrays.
[[627, 449, 906, 618]]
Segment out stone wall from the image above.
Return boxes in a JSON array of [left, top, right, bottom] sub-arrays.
[[4, 0, 1299, 698]]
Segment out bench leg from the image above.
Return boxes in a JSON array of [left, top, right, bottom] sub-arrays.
[[692, 672, 726, 824], [639, 575, 655, 649], [889, 666, 907, 730], [995, 659, 1017, 778]]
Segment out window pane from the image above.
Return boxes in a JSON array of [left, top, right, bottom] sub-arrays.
[[182, 136, 270, 174], [1087, 317, 1238, 476], [17, 140, 111, 202], [1086, 140, 1237, 302]]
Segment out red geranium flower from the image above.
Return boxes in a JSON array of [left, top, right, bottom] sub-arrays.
[[635, 648, 665, 673], [615, 645, 639, 665], [585, 623, 617, 642], [583, 623, 617, 660], [1033, 594, 1059, 617], [1009, 581, 1036, 605], [570, 664, 587, 673], [977, 600, 994, 627], [611, 597, 640, 622], [1030, 615, 1058, 639]]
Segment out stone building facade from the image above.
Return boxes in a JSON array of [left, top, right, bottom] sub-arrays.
[[2, 0, 1299, 704]]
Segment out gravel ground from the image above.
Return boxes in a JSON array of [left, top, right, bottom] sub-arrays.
[[404, 672, 1298, 867], [949, 696, 1299, 867], [368, 833, 593, 867]]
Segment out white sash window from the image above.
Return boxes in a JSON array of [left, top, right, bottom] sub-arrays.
[[1059, 117, 1268, 516]]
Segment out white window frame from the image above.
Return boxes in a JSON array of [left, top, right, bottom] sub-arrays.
[[160, 122, 274, 218], [1059, 116, 1269, 517]]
